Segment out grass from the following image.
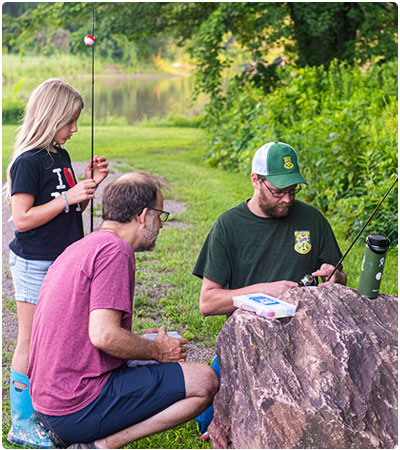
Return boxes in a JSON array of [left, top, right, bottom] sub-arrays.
[[2, 54, 171, 82], [2, 123, 398, 448]]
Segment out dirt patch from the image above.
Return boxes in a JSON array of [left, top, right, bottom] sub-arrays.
[[164, 199, 187, 215], [186, 343, 215, 364]]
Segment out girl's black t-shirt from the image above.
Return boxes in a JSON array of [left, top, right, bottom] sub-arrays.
[[9, 148, 84, 261]]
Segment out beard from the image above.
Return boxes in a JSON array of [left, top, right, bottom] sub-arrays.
[[136, 222, 159, 252], [258, 189, 294, 218]]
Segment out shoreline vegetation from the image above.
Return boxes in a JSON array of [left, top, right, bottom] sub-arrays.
[[3, 52, 205, 128], [2, 53, 196, 82]]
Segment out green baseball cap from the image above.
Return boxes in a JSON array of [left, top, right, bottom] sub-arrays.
[[251, 142, 308, 188]]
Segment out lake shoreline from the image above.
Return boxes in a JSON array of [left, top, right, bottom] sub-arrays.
[[3, 53, 195, 82]]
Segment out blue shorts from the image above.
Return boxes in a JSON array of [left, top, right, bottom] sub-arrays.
[[37, 363, 186, 443], [9, 251, 53, 304]]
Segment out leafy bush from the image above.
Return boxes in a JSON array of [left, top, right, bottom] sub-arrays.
[[2, 97, 25, 124], [205, 59, 398, 245], [2, 79, 26, 124]]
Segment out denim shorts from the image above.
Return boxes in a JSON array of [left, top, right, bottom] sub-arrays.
[[9, 251, 53, 304], [37, 363, 186, 443]]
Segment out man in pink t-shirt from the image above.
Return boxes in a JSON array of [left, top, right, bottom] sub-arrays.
[[28, 172, 219, 449]]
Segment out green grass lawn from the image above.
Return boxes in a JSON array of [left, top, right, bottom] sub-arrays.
[[2, 123, 398, 449]]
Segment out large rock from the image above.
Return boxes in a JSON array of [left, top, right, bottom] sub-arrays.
[[209, 284, 398, 449]]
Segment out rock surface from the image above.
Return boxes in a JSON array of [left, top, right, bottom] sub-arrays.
[[209, 284, 398, 449]]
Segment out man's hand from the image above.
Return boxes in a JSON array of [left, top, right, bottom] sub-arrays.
[[154, 326, 187, 363], [89, 310, 187, 361], [312, 263, 347, 286], [200, 277, 299, 316], [259, 280, 299, 298], [142, 328, 160, 335]]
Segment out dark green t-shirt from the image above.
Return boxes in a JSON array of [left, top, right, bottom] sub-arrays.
[[193, 200, 343, 288]]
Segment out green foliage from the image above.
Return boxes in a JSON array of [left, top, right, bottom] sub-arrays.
[[146, 114, 205, 128], [2, 78, 26, 124], [2, 98, 25, 125], [287, 3, 398, 66], [2, 3, 188, 68], [205, 59, 398, 245], [182, 2, 398, 106], [5, 3, 397, 73], [2, 53, 95, 81]]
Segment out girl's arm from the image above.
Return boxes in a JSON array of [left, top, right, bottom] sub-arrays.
[[12, 179, 97, 232]]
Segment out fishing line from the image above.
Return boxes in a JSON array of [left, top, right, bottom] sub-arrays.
[[326, 176, 398, 281], [90, 2, 95, 233], [299, 176, 398, 286]]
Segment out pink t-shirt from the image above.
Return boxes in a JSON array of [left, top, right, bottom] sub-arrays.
[[28, 231, 135, 415]]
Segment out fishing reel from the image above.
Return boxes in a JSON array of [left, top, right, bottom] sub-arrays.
[[298, 274, 318, 287]]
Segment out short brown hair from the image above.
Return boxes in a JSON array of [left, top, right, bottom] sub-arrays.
[[102, 172, 167, 223]]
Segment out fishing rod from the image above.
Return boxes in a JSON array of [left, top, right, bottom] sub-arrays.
[[84, 3, 95, 233], [299, 175, 398, 286]]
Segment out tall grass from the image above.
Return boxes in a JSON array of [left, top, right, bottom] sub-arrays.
[[3, 54, 99, 81], [3, 53, 181, 82]]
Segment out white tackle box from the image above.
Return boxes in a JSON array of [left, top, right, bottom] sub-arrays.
[[233, 293, 296, 319]]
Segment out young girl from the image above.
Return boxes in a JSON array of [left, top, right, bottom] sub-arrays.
[[6, 78, 109, 448]]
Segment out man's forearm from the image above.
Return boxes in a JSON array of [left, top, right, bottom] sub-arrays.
[[199, 279, 298, 316], [89, 309, 162, 360], [89, 309, 187, 363], [93, 326, 162, 361]]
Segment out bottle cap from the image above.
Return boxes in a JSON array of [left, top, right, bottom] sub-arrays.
[[366, 234, 390, 253]]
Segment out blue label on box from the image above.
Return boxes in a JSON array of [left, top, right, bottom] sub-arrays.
[[249, 295, 280, 306]]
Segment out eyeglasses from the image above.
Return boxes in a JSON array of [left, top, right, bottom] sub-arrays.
[[261, 179, 302, 198], [149, 208, 170, 222]]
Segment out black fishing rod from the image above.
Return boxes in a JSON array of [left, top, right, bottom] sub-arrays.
[[84, 3, 95, 233], [299, 176, 398, 286], [90, 3, 95, 233]]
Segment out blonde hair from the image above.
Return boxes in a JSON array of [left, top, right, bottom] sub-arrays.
[[5, 78, 84, 197]]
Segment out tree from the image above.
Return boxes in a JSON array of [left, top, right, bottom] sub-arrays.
[[176, 2, 397, 100], [287, 3, 398, 66], [3, 2, 397, 100]]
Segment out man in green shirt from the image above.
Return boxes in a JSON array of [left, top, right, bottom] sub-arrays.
[[194, 141, 347, 315], [192, 141, 347, 437]]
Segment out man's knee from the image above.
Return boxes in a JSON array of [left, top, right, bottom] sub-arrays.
[[203, 364, 219, 398], [179, 362, 219, 401]]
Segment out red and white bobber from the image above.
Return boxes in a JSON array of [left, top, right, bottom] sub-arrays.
[[84, 35, 95, 46]]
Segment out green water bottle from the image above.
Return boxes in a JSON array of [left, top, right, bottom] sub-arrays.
[[357, 234, 390, 299]]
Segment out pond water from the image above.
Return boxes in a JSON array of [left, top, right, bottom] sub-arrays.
[[4, 74, 205, 125]]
